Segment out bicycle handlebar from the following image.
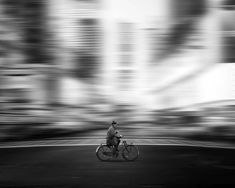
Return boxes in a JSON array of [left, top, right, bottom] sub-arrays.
[[116, 135, 123, 139]]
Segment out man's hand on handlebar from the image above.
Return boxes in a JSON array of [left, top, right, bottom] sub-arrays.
[[116, 135, 123, 139]]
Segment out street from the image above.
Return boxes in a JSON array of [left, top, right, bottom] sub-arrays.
[[0, 145, 235, 187]]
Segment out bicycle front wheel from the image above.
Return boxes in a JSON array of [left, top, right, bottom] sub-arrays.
[[96, 145, 112, 161], [122, 145, 139, 161]]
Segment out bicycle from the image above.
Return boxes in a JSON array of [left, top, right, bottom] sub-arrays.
[[96, 136, 139, 161]]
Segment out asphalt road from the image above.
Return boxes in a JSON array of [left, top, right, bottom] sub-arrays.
[[0, 145, 235, 188]]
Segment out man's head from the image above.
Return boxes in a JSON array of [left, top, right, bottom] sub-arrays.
[[111, 121, 117, 128]]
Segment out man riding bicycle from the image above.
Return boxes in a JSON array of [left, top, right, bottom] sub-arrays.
[[106, 121, 122, 156]]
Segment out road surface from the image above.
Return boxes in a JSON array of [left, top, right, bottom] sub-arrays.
[[0, 145, 235, 187]]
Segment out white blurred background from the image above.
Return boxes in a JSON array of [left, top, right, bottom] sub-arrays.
[[0, 0, 235, 140]]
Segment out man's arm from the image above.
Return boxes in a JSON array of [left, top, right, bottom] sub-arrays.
[[114, 130, 121, 138]]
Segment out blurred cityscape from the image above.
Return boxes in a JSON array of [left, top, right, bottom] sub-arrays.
[[0, 0, 235, 141]]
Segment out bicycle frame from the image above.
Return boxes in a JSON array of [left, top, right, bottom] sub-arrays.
[[97, 140, 130, 154]]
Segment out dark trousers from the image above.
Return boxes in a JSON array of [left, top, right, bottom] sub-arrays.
[[106, 137, 120, 152]]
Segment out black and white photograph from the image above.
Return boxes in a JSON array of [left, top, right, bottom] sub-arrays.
[[0, 0, 235, 187]]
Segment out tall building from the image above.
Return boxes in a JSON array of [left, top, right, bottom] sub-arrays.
[[117, 22, 135, 91], [0, 0, 57, 107], [0, 0, 55, 131], [47, 0, 103, 106], [148, 0, 235, 110]]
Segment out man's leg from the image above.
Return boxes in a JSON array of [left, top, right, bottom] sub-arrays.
[[116, 139, 120, 151], [113, 138, 120, 154], [108, 139, 116, 155]]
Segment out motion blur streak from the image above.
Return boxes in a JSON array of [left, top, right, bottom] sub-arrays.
[[0, 0, 235, 142]]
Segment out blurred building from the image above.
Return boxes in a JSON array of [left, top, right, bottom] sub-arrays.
[[0, 0, 56, 106], [47, 0, 103, 107], [220, 0, 235, 63], [148, 0, 235, 110], [101, 0, 170, 108], [0, 0, 234, 128]]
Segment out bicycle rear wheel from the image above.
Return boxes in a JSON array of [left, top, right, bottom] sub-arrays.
[[122, 145, 139, 161], [96, 145, 113, 161]]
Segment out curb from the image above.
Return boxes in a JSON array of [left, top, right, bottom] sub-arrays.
[[0, 138, 235, 150]]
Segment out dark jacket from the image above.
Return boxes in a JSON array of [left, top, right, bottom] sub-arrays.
[[106, 125, 119, 140]]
